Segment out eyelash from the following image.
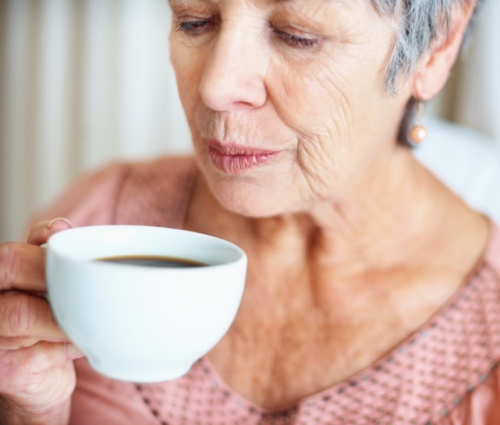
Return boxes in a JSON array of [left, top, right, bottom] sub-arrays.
[[177, 21, 214, 36], [273, 30, 319, 49], [176, 21, 319, 50]]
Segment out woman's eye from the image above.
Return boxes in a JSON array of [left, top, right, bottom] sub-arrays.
[[274, 30, 320, 49], [177, 20, 214, 36]]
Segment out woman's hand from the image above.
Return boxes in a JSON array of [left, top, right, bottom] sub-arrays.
[[0, 219, 84, 425]]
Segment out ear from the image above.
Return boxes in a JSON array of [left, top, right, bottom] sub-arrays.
[[411, 4, 476, 101]]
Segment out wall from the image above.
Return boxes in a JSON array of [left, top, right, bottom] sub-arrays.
[[0, 0, 191, 242]]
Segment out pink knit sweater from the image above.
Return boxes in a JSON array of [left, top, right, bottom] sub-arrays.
[[34, 156, 500, 425]]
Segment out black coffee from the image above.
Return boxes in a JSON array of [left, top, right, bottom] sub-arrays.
[[96, 255, 208, 268]]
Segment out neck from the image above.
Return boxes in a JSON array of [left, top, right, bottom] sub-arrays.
[[303, 146, 436, 268]]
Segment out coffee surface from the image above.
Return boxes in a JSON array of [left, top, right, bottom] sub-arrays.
[[96, 255, 208, 268]]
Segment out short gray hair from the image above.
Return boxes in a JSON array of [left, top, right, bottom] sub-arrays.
[[371, 0, 482, 146], [371, 0, 482, 94]]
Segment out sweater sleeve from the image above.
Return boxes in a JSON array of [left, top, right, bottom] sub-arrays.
[[25, 162, 131, 233], [69, 359, 159, 425]]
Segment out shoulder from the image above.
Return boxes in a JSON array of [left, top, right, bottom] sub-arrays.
[[29, 161, 129, 229], [113, 155, 198, 227], [31, 155, 198, 229], [116, 155, 198, 197], [483, 222, 500, 275]]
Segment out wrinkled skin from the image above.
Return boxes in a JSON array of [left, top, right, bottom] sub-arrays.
[[0, 220, 83, 424], [169, 0, 413, 217]]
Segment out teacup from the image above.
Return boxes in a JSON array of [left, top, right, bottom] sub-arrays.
[[45, 225, 247, 383]]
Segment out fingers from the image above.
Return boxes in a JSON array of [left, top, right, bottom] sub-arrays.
[[0, 243, 46, 292], [27, 218, 72, 247], [0, 337, 41, 350], [0, 292, 68, 343], [31, 341, 84, 369], [0, 217, 72, 293], [1, 341, 83, 378], [0, 218, 80, 418], [0, 341, 83, 401]]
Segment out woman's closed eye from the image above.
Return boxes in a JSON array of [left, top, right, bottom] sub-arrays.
[[177, 20, 216, 36], [177, 19, 321, 50], [273, 29, 321, 49]]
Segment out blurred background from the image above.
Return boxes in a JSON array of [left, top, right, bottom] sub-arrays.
[[0, 0, 499, 243]]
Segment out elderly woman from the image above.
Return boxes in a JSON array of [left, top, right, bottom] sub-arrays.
[[0, 0, 496, 423]]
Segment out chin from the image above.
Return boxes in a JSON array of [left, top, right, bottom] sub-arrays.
[[194, 146, 309, 217], [200, 168, 299, 218], [211, 179, 294, 217], [219, 195, 289, 218]]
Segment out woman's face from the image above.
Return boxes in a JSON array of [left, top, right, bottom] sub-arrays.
[[169, 0, 412, 217]]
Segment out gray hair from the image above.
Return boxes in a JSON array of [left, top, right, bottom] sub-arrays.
[[372, 0, 482, 93], [371, 0, 482, 145]]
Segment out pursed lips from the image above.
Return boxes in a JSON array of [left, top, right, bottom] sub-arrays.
[[204, 139, 280, 174]]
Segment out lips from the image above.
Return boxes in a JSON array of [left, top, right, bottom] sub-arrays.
[[205, 139, 279, 174]]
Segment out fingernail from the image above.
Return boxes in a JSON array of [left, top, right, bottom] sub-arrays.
[[68, 344, 85, 359], [46, 217, 73, 229]]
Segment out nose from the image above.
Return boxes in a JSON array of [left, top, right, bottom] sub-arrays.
[[199, 30, 268, 112]]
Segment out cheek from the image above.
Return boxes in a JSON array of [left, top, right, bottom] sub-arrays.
[[268, 48, 388, 143], [268, 62, 347, 139], [267, 59, 358, 183], [265, 47, 397, 198]]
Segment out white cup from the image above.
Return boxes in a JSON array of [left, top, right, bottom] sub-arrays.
[[45, 225, 247, 383]]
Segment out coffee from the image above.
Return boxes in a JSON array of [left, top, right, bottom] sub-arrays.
[[96, 255, 208, 268]]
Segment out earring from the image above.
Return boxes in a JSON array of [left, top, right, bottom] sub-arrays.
[[409, 101, 428, 144]]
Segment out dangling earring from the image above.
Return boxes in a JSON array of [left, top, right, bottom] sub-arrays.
[[409, 101, 428, 144]]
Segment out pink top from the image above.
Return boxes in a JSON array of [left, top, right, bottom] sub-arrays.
[[33, 156, 500, 425]]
